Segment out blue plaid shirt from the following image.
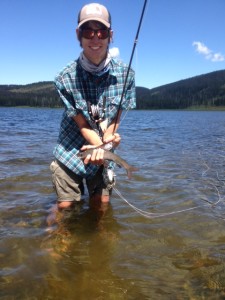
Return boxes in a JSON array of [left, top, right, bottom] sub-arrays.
[[53, 56, 136, 179]]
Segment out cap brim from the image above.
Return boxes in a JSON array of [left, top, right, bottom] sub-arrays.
[[78, 18, 110, 28]]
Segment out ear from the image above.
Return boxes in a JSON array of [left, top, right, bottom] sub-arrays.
[[76, 28, 81, 41], [76, 28, 83, 47], [109, 30, 113, 43]]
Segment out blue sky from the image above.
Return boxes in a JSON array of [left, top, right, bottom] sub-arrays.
[[1, 0, 225, 89]]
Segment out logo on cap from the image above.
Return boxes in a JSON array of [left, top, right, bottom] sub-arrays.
[[85, 5, 103, 16]]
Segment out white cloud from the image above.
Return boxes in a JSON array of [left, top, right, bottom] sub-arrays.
[[109, 47, 120, 58], [192, 41, 224, 62], [211, 52, 224, 62], [193, 41, 210, 55]]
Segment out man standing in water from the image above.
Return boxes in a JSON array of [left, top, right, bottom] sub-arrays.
[[50, 3, 136, 211]]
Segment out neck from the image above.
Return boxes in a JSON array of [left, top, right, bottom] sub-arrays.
[[84, 53, 107, 66], [79, 52, 111, 75]]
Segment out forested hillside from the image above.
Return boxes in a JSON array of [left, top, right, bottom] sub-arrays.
[[0, 82, 60, 107], [136, 70, 225, 109], [0, 70, 225, 109]]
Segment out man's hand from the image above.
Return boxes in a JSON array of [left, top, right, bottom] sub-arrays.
[[80, 145, 104, 165], [79, 133, 121, 165], [103, 132, 121, 148]]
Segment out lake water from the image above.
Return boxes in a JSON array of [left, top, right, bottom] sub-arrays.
[[1, 107, 225, 299]]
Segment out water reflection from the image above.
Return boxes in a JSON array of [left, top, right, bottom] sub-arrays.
[[41, 201, 134, 299]]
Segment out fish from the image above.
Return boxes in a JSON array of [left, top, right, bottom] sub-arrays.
[[77, 148, 139, 179]]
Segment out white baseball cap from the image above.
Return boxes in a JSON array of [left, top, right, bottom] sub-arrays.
[[78, 3, 111, 28]]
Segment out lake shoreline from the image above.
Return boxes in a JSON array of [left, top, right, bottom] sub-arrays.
[[1, 105, 225, 111]]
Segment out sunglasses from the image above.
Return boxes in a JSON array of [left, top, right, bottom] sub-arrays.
[[80, 29, 110, 40]]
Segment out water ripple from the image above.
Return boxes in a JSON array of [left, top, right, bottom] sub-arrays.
[[1, 108, 225, 299]]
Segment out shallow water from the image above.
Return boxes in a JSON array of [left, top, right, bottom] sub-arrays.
[[1, 108, 225, 299]]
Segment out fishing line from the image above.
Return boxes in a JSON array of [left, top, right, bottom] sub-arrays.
[[109, 2, 223, 218], [113, 186, 223, 219], [113, 0, 148, 133]]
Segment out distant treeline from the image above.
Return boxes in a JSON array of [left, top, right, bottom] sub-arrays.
[[1, 70, 225, 109], [136, 70, 225, 109], [0, 82, 61, 108]]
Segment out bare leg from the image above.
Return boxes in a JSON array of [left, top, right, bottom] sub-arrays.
[[89, 194, 110, 224], [58, 201, 75, 210]]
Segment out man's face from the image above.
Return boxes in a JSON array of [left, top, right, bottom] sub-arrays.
[[77, 21, 113, 65]]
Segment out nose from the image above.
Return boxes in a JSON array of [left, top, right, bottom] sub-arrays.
[[91, 33, 101, 42], [92, 33, 99, 39]]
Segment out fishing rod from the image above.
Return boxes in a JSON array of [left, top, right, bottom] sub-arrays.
[[113, 0, 148, 133]]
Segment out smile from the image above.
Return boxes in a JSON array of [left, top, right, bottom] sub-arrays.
[[90, 46, 101, 50]]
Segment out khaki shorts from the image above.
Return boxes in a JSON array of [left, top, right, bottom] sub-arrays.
[[50, 160, 111, 202]]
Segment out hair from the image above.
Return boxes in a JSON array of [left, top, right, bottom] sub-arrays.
[[80, 21, 108, 30]]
